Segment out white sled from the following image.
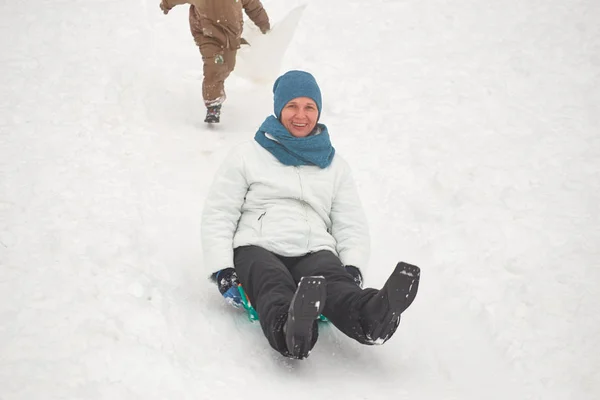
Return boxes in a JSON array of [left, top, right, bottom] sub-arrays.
[[235, 4, 307, 84]]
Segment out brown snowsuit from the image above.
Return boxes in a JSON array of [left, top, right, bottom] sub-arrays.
[[161, 0, 270, 106]]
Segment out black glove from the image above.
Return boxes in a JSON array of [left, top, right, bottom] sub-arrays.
[[213, 268, 238, 293], [345, 265, 363, 288], [212, 268, 242, 306]]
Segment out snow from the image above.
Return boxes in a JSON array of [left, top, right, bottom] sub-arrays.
[[1, 0, 599, 399]]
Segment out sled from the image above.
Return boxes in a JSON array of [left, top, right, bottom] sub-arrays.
[[237, 284, 328, 323], [235, 4, 308, 84]]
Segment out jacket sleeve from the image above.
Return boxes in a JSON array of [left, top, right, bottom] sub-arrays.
[[241, 0, 270, 32], [161, 0, 190, 10], [201, 147, 249, 275], [330, 165, 371, 270]]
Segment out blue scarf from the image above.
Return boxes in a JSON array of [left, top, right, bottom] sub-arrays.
[[254, 116, 335, 169]]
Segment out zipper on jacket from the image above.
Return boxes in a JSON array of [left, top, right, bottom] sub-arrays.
[[258, 211, 266, 236], [295, 167, 311, 250]]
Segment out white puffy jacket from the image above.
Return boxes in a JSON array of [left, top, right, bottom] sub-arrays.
[[201, 140, 370, 274]]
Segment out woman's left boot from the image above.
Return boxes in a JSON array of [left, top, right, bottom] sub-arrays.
[[361, 262, 420, 344]]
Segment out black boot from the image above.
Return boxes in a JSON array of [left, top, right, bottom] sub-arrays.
[[285, 276, 326, 359], [204, 104, 221, 123], [361, 262, 420, 344]]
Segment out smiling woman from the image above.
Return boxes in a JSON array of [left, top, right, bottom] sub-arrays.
[[280, 97, 319, 138], [201, 70, 420, 360], [270, 70, 322, 137]]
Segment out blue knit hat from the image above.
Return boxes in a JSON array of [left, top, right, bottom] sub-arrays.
[[273, 70, 322, 120]]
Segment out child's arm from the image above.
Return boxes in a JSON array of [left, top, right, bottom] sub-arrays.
[[242, 0, 270, 33], [159, 0, 190, 15]]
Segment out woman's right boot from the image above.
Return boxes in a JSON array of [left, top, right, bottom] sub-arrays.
[[284, 276, 327, 359]]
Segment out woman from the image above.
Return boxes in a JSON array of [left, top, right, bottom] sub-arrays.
[[201, 70, 420, 359]]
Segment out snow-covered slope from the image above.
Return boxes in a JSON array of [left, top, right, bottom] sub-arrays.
[[1, 0, 598, 399]]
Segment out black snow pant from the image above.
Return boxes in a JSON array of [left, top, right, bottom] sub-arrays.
[[233, 245, 381, 356]]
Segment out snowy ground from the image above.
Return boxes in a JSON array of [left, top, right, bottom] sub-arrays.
[[1, 0, 599, 399]]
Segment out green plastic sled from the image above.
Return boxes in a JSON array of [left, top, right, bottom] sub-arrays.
[[237, 285, 328, 323]]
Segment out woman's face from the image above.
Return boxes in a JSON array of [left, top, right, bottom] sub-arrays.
[[280, 97, 319, 138]]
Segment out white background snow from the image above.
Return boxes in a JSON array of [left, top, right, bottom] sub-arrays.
[[1, 0, 599, 399]]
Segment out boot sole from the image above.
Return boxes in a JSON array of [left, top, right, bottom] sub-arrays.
[[286, 276, 327, 359], [369, 262, 420, 342]]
